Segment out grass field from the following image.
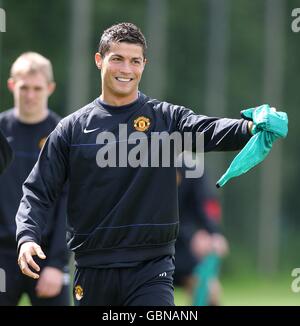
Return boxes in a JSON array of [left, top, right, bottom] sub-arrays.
[[18, 274, 300, 306], [175, 274, 300, 306]]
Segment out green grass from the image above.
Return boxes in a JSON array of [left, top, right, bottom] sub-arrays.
[[175, 274, 300, 306], [18, 294, 31, 306], [19, 274, 300, 306], [221, 276, 300, 306], [174, 287, 191, 306]]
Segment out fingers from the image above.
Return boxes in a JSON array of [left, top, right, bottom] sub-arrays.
[[18, 256, 40, 279], [17, 242, 47, 279], [25, 251, 40, 272], [34, 246, 46, 260], [247, 121, 254, 135]]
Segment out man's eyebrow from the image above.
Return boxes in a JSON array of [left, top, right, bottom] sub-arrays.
[[111, 54, 123, 58], [111, 54, 143, 60]]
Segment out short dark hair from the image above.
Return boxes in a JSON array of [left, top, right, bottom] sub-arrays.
[[98, 22, 147, 58]]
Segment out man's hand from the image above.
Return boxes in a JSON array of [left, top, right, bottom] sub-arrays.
[[247, 121, 254, 135], [242, 105, 288, 137], [211, 234, 229, 257], [190, 230, 213, 259], [35, 267, 64, 298], [18, 242, 46, 279]]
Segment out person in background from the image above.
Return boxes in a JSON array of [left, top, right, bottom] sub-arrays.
[[175, 161, 228, 306], [0, 128, 13, 174], [0, 52, 70, 305]]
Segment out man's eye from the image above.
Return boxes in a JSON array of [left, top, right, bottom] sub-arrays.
[[112, 57, 121, 61]]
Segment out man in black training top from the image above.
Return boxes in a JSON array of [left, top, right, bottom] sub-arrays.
[[16, 23, 277, 306], [0, 52, 70, 305], [0, 128, 13, 174]]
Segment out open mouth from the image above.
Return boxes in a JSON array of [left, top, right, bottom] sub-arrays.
[[115, 77, 133, 82]]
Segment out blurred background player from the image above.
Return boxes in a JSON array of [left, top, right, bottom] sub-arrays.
[[0, 52, 70, 306], [174, 157, 228, 306], [0, 128, 13, 174]]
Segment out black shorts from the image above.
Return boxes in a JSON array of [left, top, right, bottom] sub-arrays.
[[73, 255, 175, 306], [0, 250, 70, 306]]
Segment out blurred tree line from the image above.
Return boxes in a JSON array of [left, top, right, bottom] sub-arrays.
[[0, 0, 299, 276]]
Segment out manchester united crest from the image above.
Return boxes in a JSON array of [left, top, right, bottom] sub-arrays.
[[74, 285, 84, 300], [38, 137, 47, 149], [133, 116, 151, 132]]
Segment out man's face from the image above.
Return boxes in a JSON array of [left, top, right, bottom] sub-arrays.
[[8, 72, 55, 118], [95, 42, 146, 103]]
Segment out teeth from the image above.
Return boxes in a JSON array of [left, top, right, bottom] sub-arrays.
[[116, 77, 131, 82]]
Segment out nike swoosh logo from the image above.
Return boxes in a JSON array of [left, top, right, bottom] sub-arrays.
[[83, 127, 100, 134]]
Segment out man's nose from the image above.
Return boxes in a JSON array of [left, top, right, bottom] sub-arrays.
[[26, 90, 36, 100], [119, 61, 132, 74]]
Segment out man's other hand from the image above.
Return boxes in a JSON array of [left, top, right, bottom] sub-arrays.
[[17, 241, 46, 279], [35, 267, 64, 298]]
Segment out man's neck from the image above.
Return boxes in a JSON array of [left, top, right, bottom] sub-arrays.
[[100, 91, 138, 106], [14, 108, 49, 124]]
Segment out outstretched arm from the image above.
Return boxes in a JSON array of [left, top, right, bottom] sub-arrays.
[[167, 103, 253, 152]]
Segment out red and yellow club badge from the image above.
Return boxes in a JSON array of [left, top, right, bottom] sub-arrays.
[[38, 137, 47, 149], [133, 116, 151, 132], [74, 285, 84, 300]]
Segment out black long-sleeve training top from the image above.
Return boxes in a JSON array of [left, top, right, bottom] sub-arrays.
[[16, 92, 251, 268], [0, 109, 69, 271], [0, 127, 13, 174]]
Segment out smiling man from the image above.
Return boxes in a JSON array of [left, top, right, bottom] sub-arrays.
[[15, 23, 284, 306], [95, 42, 145, 106]]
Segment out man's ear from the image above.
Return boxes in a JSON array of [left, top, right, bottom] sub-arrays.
[[95, 52, 103, 70], [7, 78, 15, 93], [142, 58, 147, 71], [47, 82, 56, 96]]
